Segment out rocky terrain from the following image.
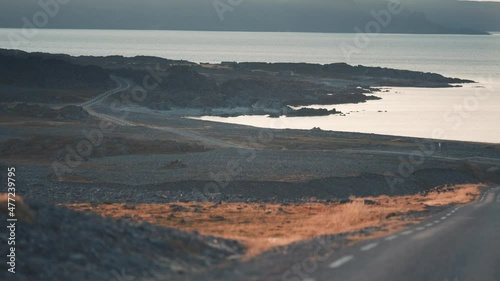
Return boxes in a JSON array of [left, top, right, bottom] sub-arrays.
[[0, 198, 244, 281], [0, 103, 90, 120], [0, 49, 473, 117], [0, 50, 111, 90], [0, 135, 208, 162], [0, 49, 497, 281]]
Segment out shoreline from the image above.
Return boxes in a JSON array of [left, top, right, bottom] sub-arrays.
[[191, 82, 499, 144]]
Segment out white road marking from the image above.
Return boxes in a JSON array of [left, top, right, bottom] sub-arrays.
[[385, 235, 398, 241], [329, 255, 354, 268], [401, 230, 414, 235], [360, 243, 379, 251], [327, 190, 500, 273]]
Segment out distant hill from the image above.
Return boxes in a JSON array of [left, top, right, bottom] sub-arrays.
[[0, 0, 497, 35]]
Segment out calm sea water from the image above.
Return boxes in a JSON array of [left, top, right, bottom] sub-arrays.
[[0, 29, 499, 142]]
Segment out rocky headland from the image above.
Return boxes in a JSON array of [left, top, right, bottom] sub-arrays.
[[0, 49, 474, 118]]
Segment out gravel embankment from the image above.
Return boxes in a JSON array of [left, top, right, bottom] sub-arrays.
[[0, 200, 244, 281]]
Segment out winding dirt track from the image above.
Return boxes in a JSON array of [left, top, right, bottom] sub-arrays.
[[84, 76, 247, 149]]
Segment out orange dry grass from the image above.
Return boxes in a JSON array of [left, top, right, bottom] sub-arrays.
[[66, 184, 481, 256]]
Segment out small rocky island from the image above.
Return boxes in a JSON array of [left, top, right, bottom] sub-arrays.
[[283, 108, 341, 117]]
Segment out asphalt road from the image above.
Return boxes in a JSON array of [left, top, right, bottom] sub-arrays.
[[301, 186, 500, 281]]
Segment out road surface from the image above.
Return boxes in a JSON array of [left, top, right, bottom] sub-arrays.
[[301, 186, 500, 281], [339, 149, 500, 166], [79, 75, 131, 108]]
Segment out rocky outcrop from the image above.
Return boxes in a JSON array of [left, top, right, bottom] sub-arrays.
[[137, 61, 470, 115], [285, 108, 340, 117], [138, 65, 221, 109], [0, 50, 475, 117]]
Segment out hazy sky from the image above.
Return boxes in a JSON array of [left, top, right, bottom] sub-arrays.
[[0, 0, 499, 32]]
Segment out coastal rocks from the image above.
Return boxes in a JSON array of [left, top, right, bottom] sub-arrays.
[[206, 105, 341, 118], [203, 100, 290, 117], [216, 77, 380, 114], [251, 99, 288, 114], [1, 50, 475, 113], [285, 107, 340, 117]]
